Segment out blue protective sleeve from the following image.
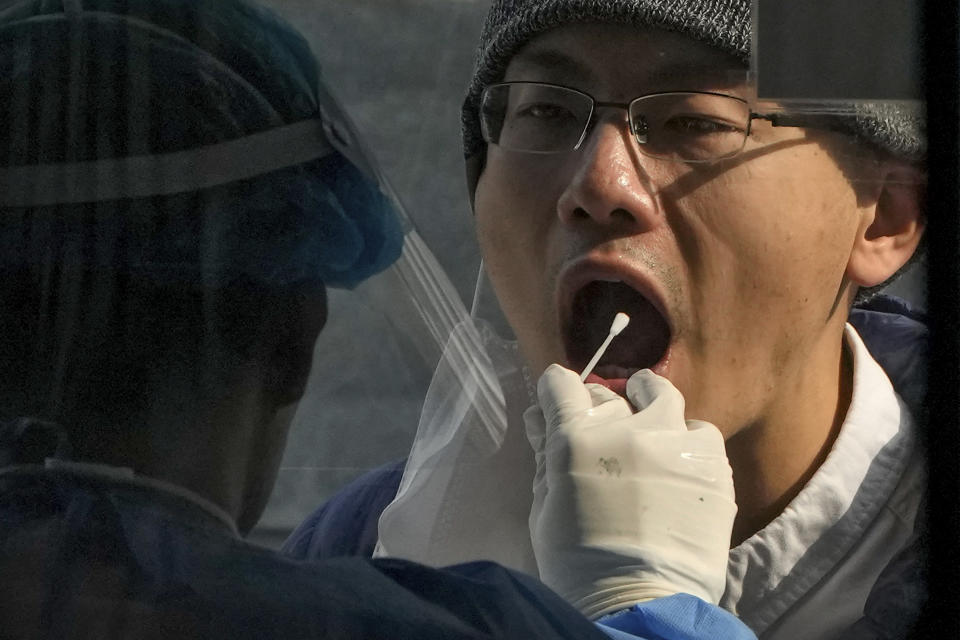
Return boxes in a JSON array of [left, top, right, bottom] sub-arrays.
[[595, 594, 757, 640], [282, 460, 404, 559]]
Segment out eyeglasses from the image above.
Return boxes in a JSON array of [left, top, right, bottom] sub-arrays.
[[479, 82, 824, 163]]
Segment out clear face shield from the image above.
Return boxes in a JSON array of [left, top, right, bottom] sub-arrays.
[[0, 0, 468, 552], [374, 0, 929, 586]]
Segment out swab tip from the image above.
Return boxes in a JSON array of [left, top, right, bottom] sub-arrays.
[[610, 312, 630, 336]]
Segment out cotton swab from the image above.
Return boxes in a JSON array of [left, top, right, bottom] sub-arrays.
[[579, 312, 631, 381]]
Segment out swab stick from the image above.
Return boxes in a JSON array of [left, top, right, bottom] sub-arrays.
[[580, 312, 630, 381]]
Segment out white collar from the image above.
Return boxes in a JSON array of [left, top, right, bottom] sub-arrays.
[[722, 323, 917, 632]]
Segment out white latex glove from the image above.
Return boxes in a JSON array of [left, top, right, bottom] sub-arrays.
[[525, 365, 737, 620]]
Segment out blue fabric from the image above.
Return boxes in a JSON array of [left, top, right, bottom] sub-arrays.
[[173, 151, 403, 289], [0, 467, 612, 639], [597, 595, 756, 640], [283, 460, 405, 560], [307, 154, 404, 289], [285, 296, 929, 639], [848, 297, 927, 417]]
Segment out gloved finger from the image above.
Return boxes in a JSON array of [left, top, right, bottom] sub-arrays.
[[684, 419, 725, 438], [585, 383, 634, 419], [537, 364, 594, 433], [529, 471, 548, 545], [527, 409, 548, 497], [523, 404, 547, 453], [525, 407, 550, 541], [682, 419, 731, 460], [625, 369, 687, 431]]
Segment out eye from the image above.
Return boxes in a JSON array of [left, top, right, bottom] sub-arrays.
[[515, 102, 576, 121], [664, 116, 742, 135]]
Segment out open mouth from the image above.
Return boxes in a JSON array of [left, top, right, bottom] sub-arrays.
[[563, 280, 671, 385]]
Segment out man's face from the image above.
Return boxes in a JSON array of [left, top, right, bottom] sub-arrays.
[[473, 23, 880, 434]]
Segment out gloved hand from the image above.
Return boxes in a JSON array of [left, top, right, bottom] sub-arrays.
[[525, 365, 737, 620]]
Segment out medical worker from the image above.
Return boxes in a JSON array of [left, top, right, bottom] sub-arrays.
[[0, 1, 659, 637], [288, 1, 928, 639]]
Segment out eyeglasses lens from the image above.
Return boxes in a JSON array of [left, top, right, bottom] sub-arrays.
[[629, 93, 751, 162], [481, 84, 751, 161], [480, 83, 592, 153]]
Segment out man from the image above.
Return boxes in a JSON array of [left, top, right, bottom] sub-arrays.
[[287, 1, 928, 638], [0, 1, 648, 637]]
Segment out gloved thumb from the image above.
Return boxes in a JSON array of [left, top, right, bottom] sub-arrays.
[[625, 369, 687, 431], [537, 364, 594, 432]]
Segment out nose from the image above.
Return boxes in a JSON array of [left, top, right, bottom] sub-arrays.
[[557, 115, 662, 231]]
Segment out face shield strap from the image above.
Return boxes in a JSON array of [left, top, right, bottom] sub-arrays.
[[0, 120, 335, 207]]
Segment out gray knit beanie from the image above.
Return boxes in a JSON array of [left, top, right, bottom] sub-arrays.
[[461, 0, 926, 165]]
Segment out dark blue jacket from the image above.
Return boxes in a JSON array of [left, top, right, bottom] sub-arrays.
[[0, 465, 615, 639]]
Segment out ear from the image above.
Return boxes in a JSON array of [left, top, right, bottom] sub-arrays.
[[846, 162, 926, 288]]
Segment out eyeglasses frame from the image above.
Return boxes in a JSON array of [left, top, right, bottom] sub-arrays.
[[480, 81, 841, 163]]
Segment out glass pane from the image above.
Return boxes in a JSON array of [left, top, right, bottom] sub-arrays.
[[1, 0, 940, 636]]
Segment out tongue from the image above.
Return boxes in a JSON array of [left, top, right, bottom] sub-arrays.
[[568, 281, 669, 373]]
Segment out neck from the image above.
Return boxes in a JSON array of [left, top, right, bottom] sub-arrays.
[[73, 369, 290, 536], [726, 325, 854, 546]]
